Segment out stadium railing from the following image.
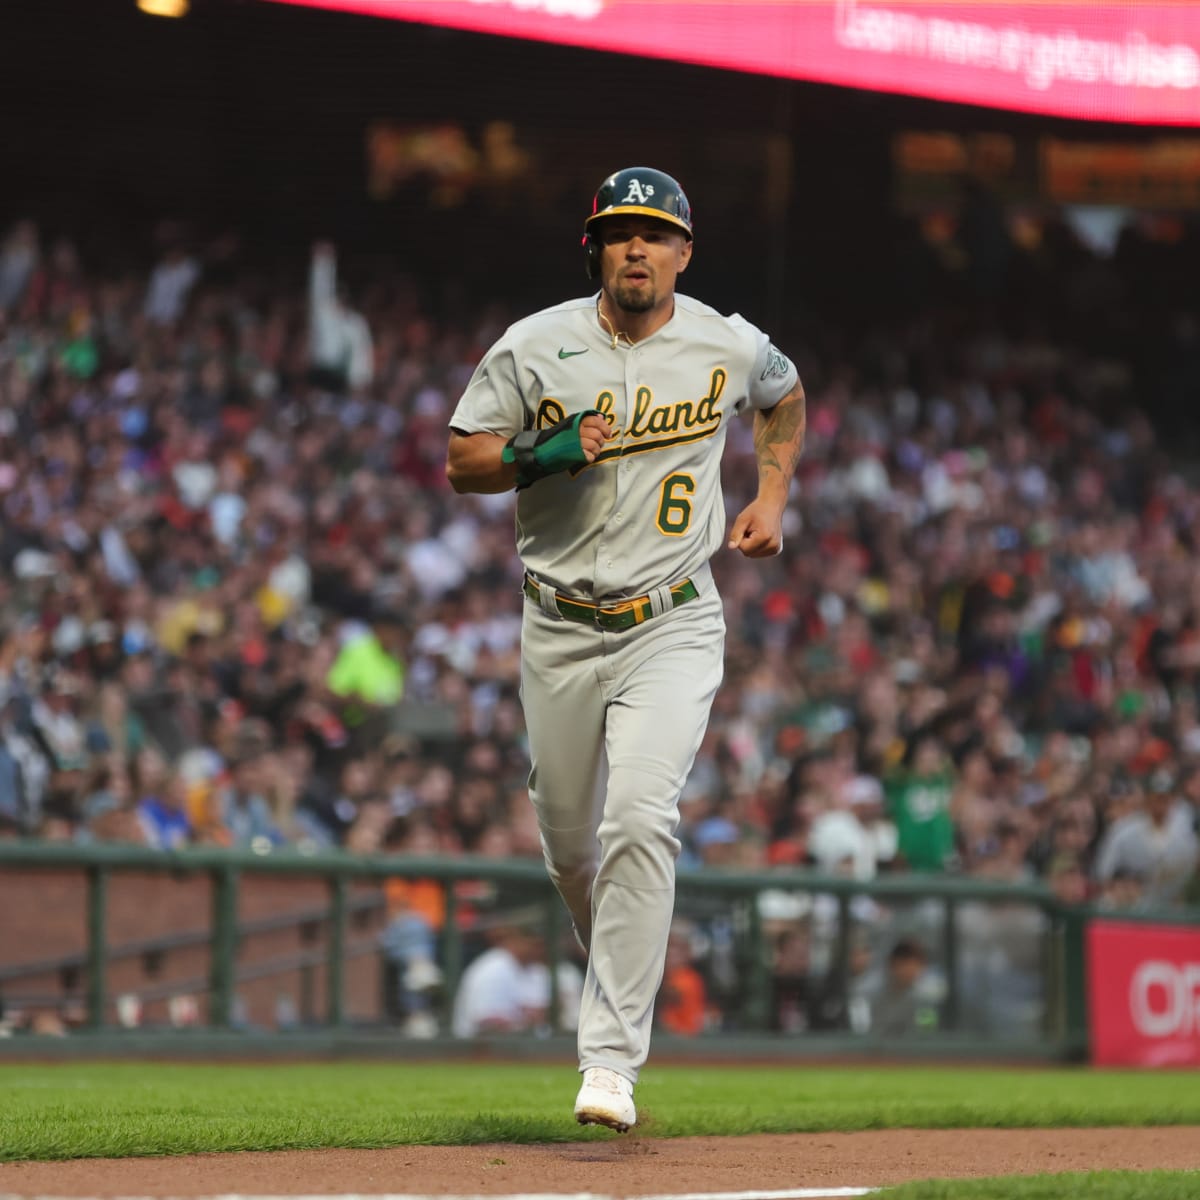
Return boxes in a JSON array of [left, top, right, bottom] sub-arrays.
[[0, 841, 1195, 1061]]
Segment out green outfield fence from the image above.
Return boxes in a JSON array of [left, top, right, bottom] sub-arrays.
[[1, 841, 1196, 1060]]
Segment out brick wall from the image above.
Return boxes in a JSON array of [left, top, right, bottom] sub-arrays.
[[0, 868, 390, 1031]]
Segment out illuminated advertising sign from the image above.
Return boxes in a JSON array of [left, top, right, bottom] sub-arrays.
[[1088, 920, 1200, 1067], [265, 1, 1200, 126]]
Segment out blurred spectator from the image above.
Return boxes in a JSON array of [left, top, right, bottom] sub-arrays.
[[450, 920, 580, 1038], [657, 922, 709, 1036], [326, 614, 406, 740], [137, 762, 192, 851], [308, 242, 373, 392], [1096, 866, 1147, 912], [1045, 853, 1090, 907], [808, 802, 875, 881], [23, 237, 85, 323], [76, 760, 144, 845], [691, 816, 741, 868], [300, 754, 377, 847], [0, 686, 47, 834], [885, 736, 957, 872], [379, 816, 445, 1036], [30, 669, 88, 773], [769, 926, 815, 1034], [959, 832, 1047, 1037], [0, 220, 39, 312], [809, 932, 875, 1033], [1092, 767, 1199, 909], [863, 938, 942, 1036], [143, 236, 200, 326], [214, 751, 286, 849]]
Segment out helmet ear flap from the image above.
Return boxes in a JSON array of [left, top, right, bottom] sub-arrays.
[[583, 233, 600, 280]]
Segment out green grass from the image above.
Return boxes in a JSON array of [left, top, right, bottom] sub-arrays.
[[886, 1171, 1200, 1199], [0, 1063, 1198, 1162]]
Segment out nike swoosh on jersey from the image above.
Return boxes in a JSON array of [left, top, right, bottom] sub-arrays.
[[557, 347, 589, 359]]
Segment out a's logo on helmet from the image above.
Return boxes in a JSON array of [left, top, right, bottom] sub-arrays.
[[622, 179, 654, 204]]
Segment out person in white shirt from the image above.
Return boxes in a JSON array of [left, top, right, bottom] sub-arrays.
[[1093, 768, 1199, 909], [308, 242, 374, 392], [144, 245, 200, 326], [451, 923, 580, 1038]]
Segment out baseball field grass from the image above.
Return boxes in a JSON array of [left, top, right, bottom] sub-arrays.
[[1, 1062, 1197, 1198], [885, 1172, 1199, 1199], [2, 1062, 1200, 1158]]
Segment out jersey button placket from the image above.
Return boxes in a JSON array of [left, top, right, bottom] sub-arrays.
[[618, 352, 639, 534], [594, 366, 629, 595], [606, 356, 637, 580]]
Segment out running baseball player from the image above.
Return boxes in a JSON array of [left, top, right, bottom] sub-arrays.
[[446, 166, 806, 1130]]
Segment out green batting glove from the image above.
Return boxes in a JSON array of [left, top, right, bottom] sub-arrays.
[[502, 409, 603, 487]]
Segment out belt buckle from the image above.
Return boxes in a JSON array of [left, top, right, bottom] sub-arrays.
[[596, 601, 628, 631], [596, 598, 641, 632]]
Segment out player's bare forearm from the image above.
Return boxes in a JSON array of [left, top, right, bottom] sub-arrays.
[[752, 381, 806, 506], [728, 382, 805, 557], [446, 429, 521, 494]]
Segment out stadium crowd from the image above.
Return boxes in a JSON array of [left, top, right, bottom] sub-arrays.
[[1, 208, 1199, 1034]]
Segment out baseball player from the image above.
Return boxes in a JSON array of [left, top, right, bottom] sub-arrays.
[[446, 166, 805, 1130]]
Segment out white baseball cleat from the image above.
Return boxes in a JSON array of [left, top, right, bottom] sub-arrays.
[[574, 1066, 636, 1132]]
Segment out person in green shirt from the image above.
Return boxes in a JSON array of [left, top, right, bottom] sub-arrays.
[[326, 614, 406, 744], [885, 734, 957, 872]]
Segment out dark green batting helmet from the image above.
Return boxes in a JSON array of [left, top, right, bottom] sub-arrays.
[[583, 166, 693, 279]]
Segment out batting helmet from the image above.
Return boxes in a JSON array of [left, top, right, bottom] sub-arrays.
[[583, 166, 693, 280]]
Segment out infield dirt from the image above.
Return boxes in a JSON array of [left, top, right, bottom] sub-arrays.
[[2, 1127, 1199, 1196]]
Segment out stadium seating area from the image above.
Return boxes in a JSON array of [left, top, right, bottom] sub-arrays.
[[1, 210, 1198, 928]]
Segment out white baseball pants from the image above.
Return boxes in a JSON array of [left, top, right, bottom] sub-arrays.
[[519, 566, 725, 1083]]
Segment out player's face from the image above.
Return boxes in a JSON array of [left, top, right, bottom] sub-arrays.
[[597, 217, 692, 314]]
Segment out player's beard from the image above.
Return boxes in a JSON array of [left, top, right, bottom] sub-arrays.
[[612, 275, 656, 313]]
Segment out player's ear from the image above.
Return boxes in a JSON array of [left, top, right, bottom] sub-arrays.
[[677, 237, 693, 274]]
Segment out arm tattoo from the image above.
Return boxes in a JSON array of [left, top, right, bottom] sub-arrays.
[[754, 382, 807, 483]]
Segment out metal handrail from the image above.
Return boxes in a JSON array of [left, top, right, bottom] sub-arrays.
[[3, 840, 1196, 1052], [0, 893, 385, 984], [0, 840, 1062, 902], [2, 937, 383, 1010]]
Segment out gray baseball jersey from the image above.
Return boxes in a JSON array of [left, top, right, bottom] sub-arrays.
[[449, 291, 797, 1085], [450, 292, 798, 599]]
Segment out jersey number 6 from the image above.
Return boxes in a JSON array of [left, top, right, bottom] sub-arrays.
[[656, 472, 696, 536]]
